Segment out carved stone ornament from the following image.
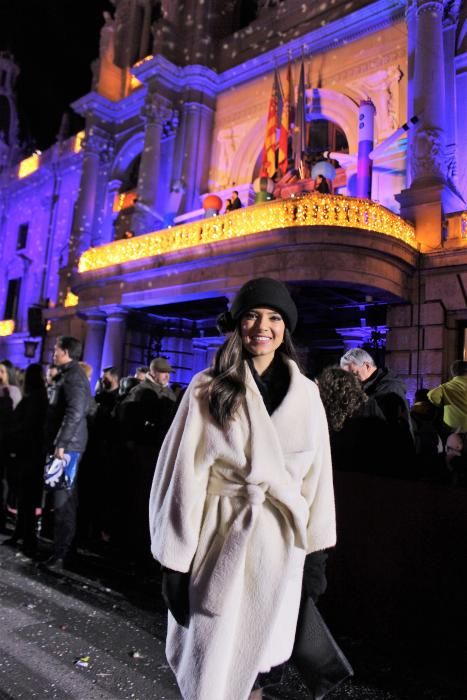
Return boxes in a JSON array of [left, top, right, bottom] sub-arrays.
[[443, 0, 461, 26], [411, 127, 446, 180], [416, 0, 444, 17], [83, 129, 112, 157], [142, 95, 171, 126]]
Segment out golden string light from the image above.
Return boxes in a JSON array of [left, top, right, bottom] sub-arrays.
[[64, 290, 79, 307], [0, 320, 15, 336], [78, 193, 417, 273]]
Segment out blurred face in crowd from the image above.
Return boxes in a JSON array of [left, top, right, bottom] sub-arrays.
[[152, 370, 170, 387], [102, 370, 118, 391], [46, 366, 58, 385], [134, 369, 147, 381], [342, 361, 375, 382], [445, 433, 464, 463], [0, 364, 8, 385], [53, 343, 71, 367], [240, 307, 285, 372]]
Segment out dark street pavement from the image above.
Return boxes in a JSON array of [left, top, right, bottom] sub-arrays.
[[0, 534, 464, 700]]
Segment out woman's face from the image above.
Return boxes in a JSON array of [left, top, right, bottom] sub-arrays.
[[0, 364, 8, 385], [240, 307, 285, 362]]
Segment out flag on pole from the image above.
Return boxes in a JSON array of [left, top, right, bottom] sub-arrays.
[[278, 62, 293, 175], [260, 69, 281, 178], [293, 59, 306, 173]]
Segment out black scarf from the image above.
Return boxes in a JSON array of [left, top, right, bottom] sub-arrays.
[[247, 353, 290, 416]]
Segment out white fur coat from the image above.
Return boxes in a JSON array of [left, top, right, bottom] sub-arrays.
[[149, 358, 336, 700]]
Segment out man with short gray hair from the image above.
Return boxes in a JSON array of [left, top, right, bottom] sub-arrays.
[[340, 347, 412, 430], [340, 347, 415, 475], [340, 348, 376, 382]]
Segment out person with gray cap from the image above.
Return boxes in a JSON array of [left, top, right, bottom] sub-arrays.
[[149, 277, 336, 700], [120, 356, 177, 560]]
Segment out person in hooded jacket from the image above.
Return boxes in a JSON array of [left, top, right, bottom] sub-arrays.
[[149, 277, 336, 700]]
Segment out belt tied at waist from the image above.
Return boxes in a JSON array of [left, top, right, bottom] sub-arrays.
[[207, 477, 268, 505], [194, 475, 297, 615]]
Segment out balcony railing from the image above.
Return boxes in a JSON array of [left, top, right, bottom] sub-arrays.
[[78, 192, 417, 273]]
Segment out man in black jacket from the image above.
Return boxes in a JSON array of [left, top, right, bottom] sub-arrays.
[[44, 336, 91, 570], [340, 347, 415, 477]]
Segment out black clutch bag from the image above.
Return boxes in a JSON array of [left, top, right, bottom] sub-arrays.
[[292, 596, 354, 700]]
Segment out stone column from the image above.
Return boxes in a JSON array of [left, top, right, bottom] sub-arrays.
[[132, 92, 172, 234], [397, 0, 464, 249], [180, 102, 214, 211], [455, 51, 467, 201], [72, 126, 113, 257], [100, 306, 128, 377], [91, 145, 116, 247], [82, 312, 107, 390], [100, 178, 122, 245], [411, 0, 446, 185], [405, 0, 417, 187], [157, 111, 179, 218], [443, 7, 460, 186]]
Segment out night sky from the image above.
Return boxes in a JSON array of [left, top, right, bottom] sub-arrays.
[[0, 0, 113, 151]]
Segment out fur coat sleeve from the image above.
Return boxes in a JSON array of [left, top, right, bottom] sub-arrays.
[[149, 373, 213, 572]]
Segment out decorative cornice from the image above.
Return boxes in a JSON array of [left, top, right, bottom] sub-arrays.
[[72, 89, 146, 124], [132, 55, 219, 98]]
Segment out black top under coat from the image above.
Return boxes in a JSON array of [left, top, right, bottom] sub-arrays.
[[247, 353, 290, 416]]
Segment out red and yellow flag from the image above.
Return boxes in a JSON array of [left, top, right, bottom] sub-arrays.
[[278, 62, 293, 175], [260, 70, 280, 178]]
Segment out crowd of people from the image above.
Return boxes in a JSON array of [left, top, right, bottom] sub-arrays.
[[0, 329, 465, 571], [318, 350, 467, 486], [0, 324, 467, 566], [0, 342, 182, 569]]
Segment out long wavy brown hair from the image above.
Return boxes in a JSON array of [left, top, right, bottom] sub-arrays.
[[317, 366, 367, 432], [205, 326, 300, 427]]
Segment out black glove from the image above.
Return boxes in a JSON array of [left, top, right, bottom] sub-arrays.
[[302, 551, 329, 603], [161, 568, 190, 627]]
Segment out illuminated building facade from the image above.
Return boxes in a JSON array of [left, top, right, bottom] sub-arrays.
[[1, 0, 467, 395]]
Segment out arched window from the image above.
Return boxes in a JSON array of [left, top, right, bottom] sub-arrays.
[[307, 118, 348, 159], [119, 154, 141, 193]]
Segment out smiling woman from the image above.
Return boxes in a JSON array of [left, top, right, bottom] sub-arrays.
[[149, 276, 336, 700], [240, 308, 285, 374]]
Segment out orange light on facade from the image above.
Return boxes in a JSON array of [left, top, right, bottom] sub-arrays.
[[79, 193, 417, 274], [129, 74, 143, 91], [18, 153, 40, 179], [73, 131, 85, 154], [46, 320, 52, 331], [0, 320, 15, 336], [113, 190, 137, 213], [64, 290, 79, 308]]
